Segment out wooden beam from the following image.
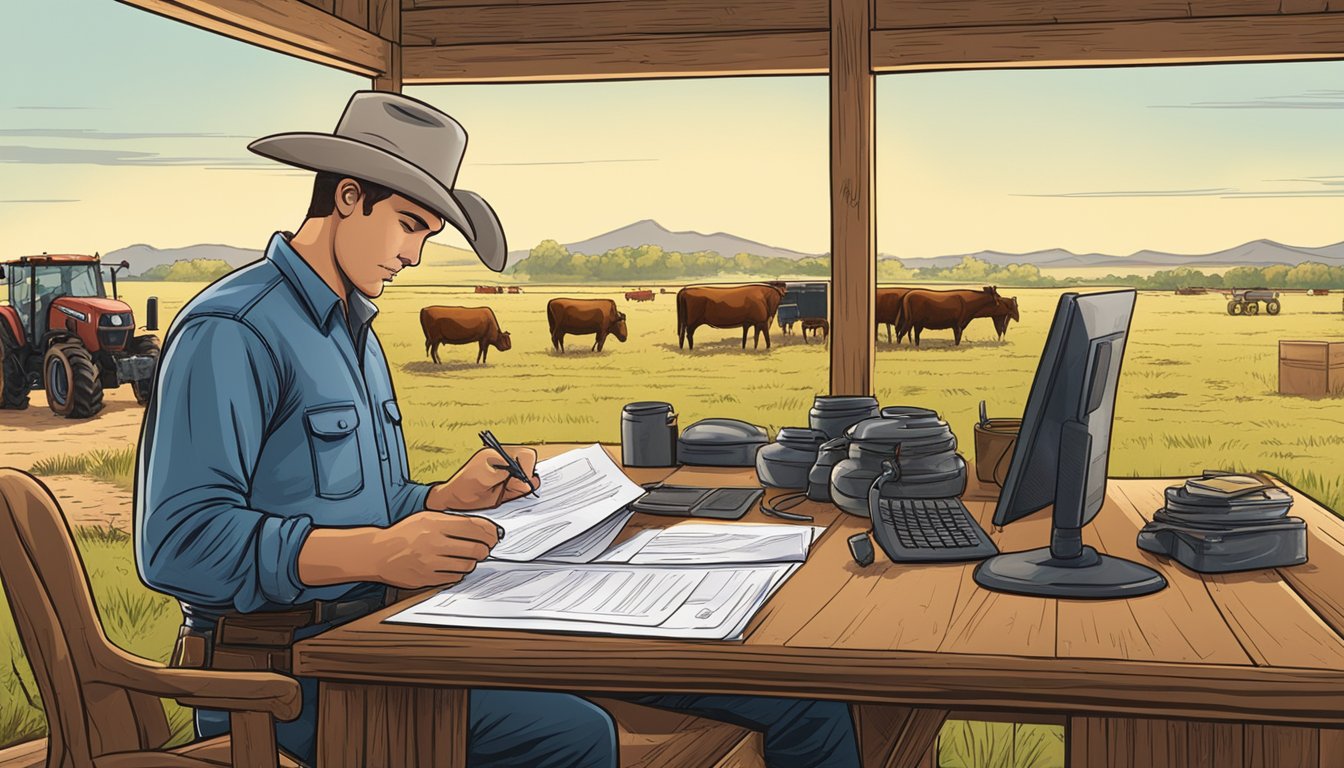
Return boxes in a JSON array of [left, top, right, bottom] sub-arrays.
[[828, 0, 875, 397], [373, 43, 404, 91], [118, 0, 391, 77], [401, 0, 826, 47], [370, 0, 400, 42], [334, 0, 369, 29], [872, 13, 1344, 72], [403, 31, 829, 83], [876, 0, 1334, 30]]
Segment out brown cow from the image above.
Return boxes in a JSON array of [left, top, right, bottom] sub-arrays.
[[676, 283, 786, 350], [420, 306, 512, 364], [547, 298, 628, 353], [801, 318, 829, 343], [897, 287, 1019, 347], [875, 287, 912, 344]]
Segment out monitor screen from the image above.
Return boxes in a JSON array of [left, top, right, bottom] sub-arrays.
[[992, 290, 1136, 528]]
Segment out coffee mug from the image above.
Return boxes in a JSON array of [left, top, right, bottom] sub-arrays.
[[974, 417, 1021, 487]]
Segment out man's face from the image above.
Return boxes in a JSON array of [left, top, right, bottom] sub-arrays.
[[333, 181, 444, 298]]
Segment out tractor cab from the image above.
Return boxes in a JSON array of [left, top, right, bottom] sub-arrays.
[[5, 256, 108, 344], [0, 253, 160, 418]]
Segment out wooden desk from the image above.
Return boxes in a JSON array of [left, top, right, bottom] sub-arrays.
[[295, 444, 1344, 767]]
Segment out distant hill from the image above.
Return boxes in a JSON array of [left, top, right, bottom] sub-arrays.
[[107, 243, 262, 276], [508, 219, 824, 265], [107, 241, 480, 276], [509, 219, 1344, 271], [107, 224, 1344, 279]]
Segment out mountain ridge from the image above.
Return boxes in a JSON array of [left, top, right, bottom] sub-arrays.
[[104, 220, 1344, 274]]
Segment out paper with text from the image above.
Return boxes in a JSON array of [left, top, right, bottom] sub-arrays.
[[385, 561, 800, 640], [596, 523, 824, 565], [471, 444, 647, 562]]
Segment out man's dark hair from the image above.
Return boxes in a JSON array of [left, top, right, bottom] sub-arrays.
[[307, 171, 397, 218]]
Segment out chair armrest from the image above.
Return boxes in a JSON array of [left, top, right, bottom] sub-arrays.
[[96, 654, 302, 721]]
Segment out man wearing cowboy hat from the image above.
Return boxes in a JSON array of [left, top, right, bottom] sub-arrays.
[[136, 91, 859, 767]]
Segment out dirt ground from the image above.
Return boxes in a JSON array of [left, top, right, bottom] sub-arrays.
[[1, 387, 143, 530]]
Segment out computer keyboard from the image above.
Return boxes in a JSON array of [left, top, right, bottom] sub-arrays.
[[872, 497, 999, 563]]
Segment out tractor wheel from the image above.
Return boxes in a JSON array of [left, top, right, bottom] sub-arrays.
[[0, 325, 30, 410], [44, 342, 104, 419], [1266, 299, 1281, 316], [127, 334, 161, 405], [1245, 301, 1260, 316], [1228, 301, 1243, 316]]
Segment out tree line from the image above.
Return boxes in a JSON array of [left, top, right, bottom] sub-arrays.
[[512, 241, 1344, 290]]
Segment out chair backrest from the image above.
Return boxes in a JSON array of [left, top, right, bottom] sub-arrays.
[[0, 468, 171, 766]]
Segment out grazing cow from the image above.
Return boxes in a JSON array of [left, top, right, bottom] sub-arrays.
[[625, 290, 654, 302], [875, 287, 912, 343], [676, 283, 786, 350], [474, 285, 503, 294], [897, 287, 1020, 347], [801, 318, 829, 343], [420, 306, 512, 364], [547, 298, 628, 352], [507, 286, 522, 294], [986, 296, 1020, 340]]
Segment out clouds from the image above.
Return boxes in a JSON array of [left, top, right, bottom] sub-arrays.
[[1015, 176, 1344, 199], [0, 128, 250, 140], [0, 145, 276, 169], [1152, 89, 1344, 110], [469, 157, 661, 167]]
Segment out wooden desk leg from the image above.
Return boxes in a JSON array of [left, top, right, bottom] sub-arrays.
[[851, 704, 947, 768], [1068, 717, 1344, 768], [318, 681, 468, 767]]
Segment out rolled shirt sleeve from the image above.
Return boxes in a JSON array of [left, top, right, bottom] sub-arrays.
[[135, 316, 312, 613], [390, 480, 433, 522]]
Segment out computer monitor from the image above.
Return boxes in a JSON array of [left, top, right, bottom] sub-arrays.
[[972, 289, 1167, 599]]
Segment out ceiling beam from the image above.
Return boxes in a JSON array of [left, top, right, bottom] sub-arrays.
[[872, 13, 1344, 71], [117, 0, 391, 78], [403, 31, 829, 83]]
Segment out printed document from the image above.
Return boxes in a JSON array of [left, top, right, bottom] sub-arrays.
[[465, 443, 646, 562], [385, 521, 824, 640], [385, 561, 800, 640]]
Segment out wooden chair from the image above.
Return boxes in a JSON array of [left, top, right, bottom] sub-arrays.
[[0, 468, 301, 768]]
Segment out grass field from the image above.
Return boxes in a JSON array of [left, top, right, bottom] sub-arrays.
[[4, 274, 1343, 764]]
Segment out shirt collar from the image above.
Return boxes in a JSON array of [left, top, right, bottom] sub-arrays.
[[266, 232, 378, 333]]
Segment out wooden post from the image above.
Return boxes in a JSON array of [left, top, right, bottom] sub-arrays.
[[371, 0, 402, 92], [828, 0, 876, 396], [370, 42, 400, 92]]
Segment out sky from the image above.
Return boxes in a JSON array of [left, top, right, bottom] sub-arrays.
[[3, 0, 1344, 261]]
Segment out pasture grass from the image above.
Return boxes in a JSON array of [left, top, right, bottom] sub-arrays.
[[30, 447, 138, 491], [7, 277, 1344, 765]]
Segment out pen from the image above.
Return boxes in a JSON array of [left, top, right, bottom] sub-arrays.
[[479, 429, 539, 498]]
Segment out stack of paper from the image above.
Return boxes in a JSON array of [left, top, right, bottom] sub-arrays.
[[386, 445, 822, 640]]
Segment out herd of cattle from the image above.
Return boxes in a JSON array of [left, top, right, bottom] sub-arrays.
[[418, 285, 1019, 364]]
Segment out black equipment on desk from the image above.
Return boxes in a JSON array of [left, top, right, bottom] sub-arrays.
[[632, 484, 763, 520], [866, 459, 998, 563]]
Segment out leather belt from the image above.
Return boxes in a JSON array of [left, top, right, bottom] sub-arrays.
[[171, 594, 386, 675]]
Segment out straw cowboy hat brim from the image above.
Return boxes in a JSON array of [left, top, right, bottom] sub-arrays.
[[247, 92, 508, 272]]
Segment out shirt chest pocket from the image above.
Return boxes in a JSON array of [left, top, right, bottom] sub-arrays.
[[304, 403, 364, 500], [382, 399, 411, 484]]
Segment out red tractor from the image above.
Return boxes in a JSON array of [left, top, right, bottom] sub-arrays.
[[0, 253, 160, 418]]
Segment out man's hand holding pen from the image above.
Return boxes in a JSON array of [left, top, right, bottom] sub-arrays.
[[298, 444, 539, 591], [426, 444, 540, 512]]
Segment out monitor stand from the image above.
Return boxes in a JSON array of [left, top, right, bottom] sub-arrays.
[[972, 532, 1166, 599]]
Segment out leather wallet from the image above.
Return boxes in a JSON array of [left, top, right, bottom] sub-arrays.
[[631, 485, 763, 520]]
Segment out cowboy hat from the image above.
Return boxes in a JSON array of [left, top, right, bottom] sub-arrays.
[[248, 91, 508, 272]]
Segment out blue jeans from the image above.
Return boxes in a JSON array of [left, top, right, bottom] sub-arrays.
[[198, 682, 859, 767]]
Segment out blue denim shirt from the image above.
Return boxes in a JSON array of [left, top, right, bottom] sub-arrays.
[[134, 232, 431, 614]]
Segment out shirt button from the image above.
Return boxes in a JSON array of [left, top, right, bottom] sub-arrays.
[[338, 420, 349, 429]]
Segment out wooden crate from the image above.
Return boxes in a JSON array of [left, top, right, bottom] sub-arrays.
[[1279, 340, 1344, 397]]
